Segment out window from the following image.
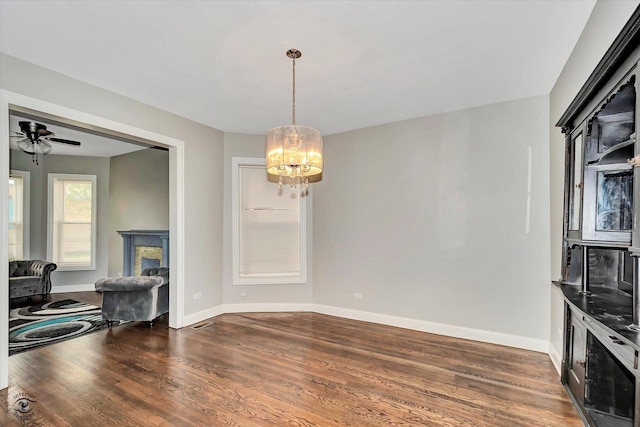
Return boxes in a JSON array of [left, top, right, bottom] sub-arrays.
[[8, 170, 29, 261], [48, 174, 97, 270], [232, 157, 307, 284]]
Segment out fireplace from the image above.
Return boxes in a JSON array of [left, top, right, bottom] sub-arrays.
[[118, 230, 169, 276]]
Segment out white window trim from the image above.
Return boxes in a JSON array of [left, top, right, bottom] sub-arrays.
[[9, 169, 30, 260], [47, 173, 97, 271], [232, 157, 308, 285]]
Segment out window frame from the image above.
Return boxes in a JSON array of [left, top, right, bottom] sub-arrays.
[[8, 170, 30, 261], [232, 157, 308, 285], [47, 173, 97, 271]]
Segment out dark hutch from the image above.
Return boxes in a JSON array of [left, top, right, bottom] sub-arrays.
[[555, 7, 640, 427]]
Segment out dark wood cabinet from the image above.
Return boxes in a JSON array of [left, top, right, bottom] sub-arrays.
[[568, 312, 587, 404], [556, 7, 640, 427]]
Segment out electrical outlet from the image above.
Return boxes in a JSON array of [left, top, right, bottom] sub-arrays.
[[354, 292, 363, 299], [193, 292, 202, 300]]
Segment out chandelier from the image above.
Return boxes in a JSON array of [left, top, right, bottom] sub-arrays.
[[266, 49, 323, 190]]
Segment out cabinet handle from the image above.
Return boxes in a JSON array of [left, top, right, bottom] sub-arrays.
[[609, 336, 625, 345]]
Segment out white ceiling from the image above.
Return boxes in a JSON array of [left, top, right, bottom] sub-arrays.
[[0, 1, 597, 136]]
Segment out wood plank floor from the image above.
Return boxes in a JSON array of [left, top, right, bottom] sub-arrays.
[[1, 292, 582, 426]]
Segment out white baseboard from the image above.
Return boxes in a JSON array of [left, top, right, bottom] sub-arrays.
[[51, 284, 97, 293], [223, 303, 314, 314], [178, 302, 549, 353], [182, 305, 224, 328], [313, 305, 550, 353], [181, 303, 315, 328], [548, 341, 562, 376]]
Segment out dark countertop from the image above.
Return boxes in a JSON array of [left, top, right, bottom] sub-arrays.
[[553, 281, 640, 350]]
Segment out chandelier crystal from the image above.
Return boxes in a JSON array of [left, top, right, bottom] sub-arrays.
[[266, 49, 323, 190]]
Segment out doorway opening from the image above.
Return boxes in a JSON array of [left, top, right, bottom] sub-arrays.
[[1, 91, 186, 390]]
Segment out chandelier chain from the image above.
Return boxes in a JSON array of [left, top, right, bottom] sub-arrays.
[[292, 56, 296, 125]]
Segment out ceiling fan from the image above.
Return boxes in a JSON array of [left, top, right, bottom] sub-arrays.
[[10, 121, 81, 164]]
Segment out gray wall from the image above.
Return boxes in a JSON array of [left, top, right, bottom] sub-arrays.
[[9, 150, 110, 288], [314, 95, 551, 342], [222, 132, 313, 305], [1, 53, 225, 314], [108, 148, 169, 277], [548, 1, 639, 364]]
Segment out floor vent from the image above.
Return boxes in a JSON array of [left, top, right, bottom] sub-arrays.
[[191, 321, 213, 330]]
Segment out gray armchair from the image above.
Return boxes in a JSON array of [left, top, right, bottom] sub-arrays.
[[95, 267, 169, 327], [9, 260, 57, 300]]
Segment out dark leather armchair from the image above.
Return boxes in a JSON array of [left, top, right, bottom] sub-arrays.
[[9, 260, 57, 300]]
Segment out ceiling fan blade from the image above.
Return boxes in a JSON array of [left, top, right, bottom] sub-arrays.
[[45, 137, 81, 146], [17, 138, 36, 155], [39, 139, 53, 154], [9, 130, 25, 137]]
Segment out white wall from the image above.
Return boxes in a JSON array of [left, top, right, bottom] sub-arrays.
[[108, 148, 169, 277], [222, 132, 313, 307], [10, 150, 110, 289], [314, 95, 551, 349], [1, 53, 225, 314], [548, 0, 639, 370]]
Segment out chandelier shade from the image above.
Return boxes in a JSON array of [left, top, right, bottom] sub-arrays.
[[266, 124, 323, 178], [266, 49, 323, 188]]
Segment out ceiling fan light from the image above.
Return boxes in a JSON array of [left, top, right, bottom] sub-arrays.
[[12, 121, 82, 163], [40, 139, 53, 154], [17, 138, 35, 154]]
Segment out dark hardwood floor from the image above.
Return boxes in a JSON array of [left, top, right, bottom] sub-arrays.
[[2, 292, 581, 426]]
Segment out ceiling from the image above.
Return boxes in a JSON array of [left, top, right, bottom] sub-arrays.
[[0, 1, 597, 137]]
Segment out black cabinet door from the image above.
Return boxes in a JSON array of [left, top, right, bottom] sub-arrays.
[[568, 313, 587, 403]]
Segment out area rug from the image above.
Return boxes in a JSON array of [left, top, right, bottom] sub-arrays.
[[9, 299, 123, 356]]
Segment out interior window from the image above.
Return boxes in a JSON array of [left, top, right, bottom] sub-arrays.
[[48, 173, 97, 270], [232, 157, 308, 284], [8, 170, 29, 261]]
